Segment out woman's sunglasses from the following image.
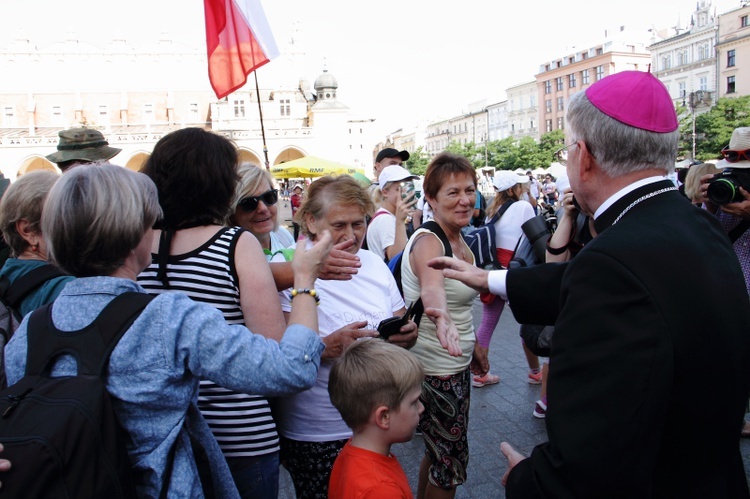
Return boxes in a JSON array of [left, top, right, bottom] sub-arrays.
[[238, 189, 279, 212], [720, 146, 750, 163]]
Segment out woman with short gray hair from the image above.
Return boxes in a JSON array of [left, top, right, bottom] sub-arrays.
[[0, 170, 73, 317], [4, 163, 332, 498]]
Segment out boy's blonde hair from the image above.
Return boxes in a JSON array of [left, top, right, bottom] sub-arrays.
[[329, 339, 424, 431]]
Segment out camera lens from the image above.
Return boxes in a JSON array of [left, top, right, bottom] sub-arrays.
[[707, 178, 738, 205]]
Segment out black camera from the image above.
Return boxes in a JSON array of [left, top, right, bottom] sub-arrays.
[[707, 168, 750, 204]]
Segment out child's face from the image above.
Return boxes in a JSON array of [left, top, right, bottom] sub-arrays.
[[389, 385, 424, 443]]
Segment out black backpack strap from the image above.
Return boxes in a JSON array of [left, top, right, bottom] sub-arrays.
[[1, 264, 66, 309], [25, 292, 155, 377], [418, 221, 452, 257]]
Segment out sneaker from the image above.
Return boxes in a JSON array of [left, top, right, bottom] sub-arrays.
[[472, 372, 500, 388], [527, 370, 543, 385], [533, 399, 547, 419]]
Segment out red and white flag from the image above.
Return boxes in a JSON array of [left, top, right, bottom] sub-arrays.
[[204, 0, 280, 99]]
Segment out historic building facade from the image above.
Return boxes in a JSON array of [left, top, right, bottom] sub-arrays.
[[0, 31, 376, 178]]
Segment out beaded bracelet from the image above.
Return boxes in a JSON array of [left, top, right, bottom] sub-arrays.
[[290, 288, 320, 305]]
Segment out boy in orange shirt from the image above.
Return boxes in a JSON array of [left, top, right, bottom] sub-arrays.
[[328, 339, 424, 498]]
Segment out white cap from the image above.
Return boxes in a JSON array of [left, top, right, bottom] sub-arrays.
[[493, 170, 529, 191], [379, 165, 418, 192]]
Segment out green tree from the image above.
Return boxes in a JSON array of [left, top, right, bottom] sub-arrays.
[[404, 146, 430, 176], [692, 96, 750, 161]]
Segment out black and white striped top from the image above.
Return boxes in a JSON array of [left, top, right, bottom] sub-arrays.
[[137, 226, 279, 458]]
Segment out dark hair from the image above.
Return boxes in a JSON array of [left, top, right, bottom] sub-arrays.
[[422, 152, 476, 200], [141, 128, 239, 228]]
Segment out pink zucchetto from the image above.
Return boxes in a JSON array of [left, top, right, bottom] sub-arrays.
[[585, 71, 679, 133]]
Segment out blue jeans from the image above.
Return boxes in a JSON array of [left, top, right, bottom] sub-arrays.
[[226, 452, 280, 499]]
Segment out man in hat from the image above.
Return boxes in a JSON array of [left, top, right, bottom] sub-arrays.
[[372, 148, 410, 185], [290, 184, 304, 241], [46, 127, 121, 172], [429, 71, 750, 498]]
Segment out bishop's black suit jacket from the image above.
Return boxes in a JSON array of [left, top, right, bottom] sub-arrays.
[[505, 180, 750, 499]]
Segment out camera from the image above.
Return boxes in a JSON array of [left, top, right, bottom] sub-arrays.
[[707, 168, 750, 204]]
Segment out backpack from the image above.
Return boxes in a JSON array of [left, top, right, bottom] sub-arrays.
[[0, 291, 155, 498], [471, 191, 487, 228], [463, 199, 516, 269], [508, 212, 555, 269], [387, 221, 451, 325], [0, 264, 66, 388]]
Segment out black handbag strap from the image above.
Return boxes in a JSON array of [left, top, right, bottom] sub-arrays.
[[25, 291, 155, 377], [729, 219, 750, 244]]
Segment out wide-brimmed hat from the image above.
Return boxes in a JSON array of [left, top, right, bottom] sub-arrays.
[[45, 128, 121, 164], [716, 127, 750, 169], [493, 171, 529, 191]]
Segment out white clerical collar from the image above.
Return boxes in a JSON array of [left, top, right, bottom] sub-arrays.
[[594, 176, 669, 220]]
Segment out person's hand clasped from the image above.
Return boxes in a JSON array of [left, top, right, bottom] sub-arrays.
[[292, 230, 333, 286], [424, 307, 462, 356], [385, 318, 418, 349], [318, 239, 361, 281], [322, 321, 377, 359], [560, 188, 578, 218], [427, 257, 490, 294]]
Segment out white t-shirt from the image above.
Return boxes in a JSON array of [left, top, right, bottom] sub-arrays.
[[366, 207, 396, 260], [492, 200, 535, 251], [417, 196, 434, 223], [274, 246, 405, 441]]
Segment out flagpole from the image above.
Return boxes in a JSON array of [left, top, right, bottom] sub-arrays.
[[254, 71, 271, 170]]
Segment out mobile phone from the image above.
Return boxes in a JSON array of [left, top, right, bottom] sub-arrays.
[[401, 181, 415, 201], [377, 300, 424, 339]]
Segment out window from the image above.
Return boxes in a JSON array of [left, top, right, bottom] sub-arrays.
[[3, 106, 15, 127], [52, 105, 64, 126], [582, 69, 590, 85], [596, 47, 603, 55], [143, 103, 154, 123], [233, 99, 246, 118], [678, 50, 687, 66], [545, 99, 552, 113], [582, 52, 588, 60], [557, 117, 564, 130], [678, 82, 686, 98], [529, 95, 536, 107], [188, 103, 199, 122], [595, 65, 605, 81], [661, 55, 672, 70], [546, 119, 553, 133], [728, 49, 736, 67], [698, 44, 707, 60], [556, 77, 564, 91], [557, 97, 564, 111], [569, 57, 575, 64], [280, 98, 290, 116], [728, 75, 736, 94], [569, 73, 576, 88], [742, 15, 749, 27], [699, 77, 708, 91], [530, 119, 535, 130], [98, 105, 109, 125], [545, 80, 552, 94]]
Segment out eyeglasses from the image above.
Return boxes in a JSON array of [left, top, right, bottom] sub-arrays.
[[238, 189, 279, 212], [554, 142, 578, 166], [720, 146, 750, 163]]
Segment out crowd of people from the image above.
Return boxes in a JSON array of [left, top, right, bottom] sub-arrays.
[[0, 68, 748, 499]]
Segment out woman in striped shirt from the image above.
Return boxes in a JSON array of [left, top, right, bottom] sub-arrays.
[[137, 128, 287, 499]]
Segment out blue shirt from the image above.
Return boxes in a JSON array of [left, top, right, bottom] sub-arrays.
[[5, 276, 324, 498]]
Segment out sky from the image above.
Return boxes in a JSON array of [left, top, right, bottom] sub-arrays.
[[0, 0, 742, 137]]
